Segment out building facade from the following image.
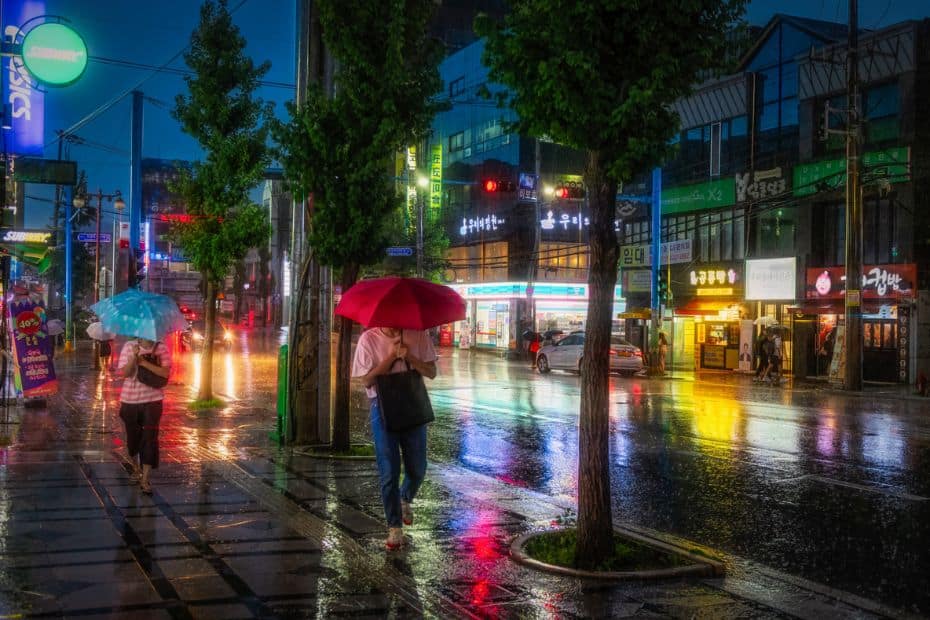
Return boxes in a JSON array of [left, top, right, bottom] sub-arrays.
[[430, 14, 930, 384]]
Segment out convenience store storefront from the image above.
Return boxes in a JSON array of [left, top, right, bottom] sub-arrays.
[[448, 282, 625, 350]]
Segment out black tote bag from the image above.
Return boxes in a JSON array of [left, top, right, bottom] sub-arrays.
[[136, 342, 169, 389], [376, 359, 434, 433]]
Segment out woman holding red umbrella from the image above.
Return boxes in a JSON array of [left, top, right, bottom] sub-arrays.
[[352, 327, 437, 550], [339, 277, 463, 551]]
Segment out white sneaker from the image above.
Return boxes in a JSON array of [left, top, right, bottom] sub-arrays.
[[401, 501, 413, 526], [386, 527, 404, 550]]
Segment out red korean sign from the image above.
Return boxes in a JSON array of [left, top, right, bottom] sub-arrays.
[[805, 264, 917, 300]]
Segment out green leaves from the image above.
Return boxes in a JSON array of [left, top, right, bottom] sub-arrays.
[[170, 0, 272, 283], [479, 0, 745, 183], [272, 0, 443, 272]]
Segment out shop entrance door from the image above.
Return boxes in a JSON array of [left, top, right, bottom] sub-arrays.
[[863, 319, 898, 382]]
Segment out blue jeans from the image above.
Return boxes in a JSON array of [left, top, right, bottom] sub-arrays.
[[370, 399, 428, 528]]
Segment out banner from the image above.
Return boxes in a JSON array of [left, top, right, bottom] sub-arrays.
[[2, 0, 47, 156], [828, 324, 846, 385], [8, 295, 57, 397], [738, 319, 754, 373]]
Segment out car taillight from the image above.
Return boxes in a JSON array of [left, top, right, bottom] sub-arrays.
[[634, 349, 642, 357], [609, 349, 618, 356]]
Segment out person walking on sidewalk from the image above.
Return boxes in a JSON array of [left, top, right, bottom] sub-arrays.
[[658, 332, 669, 374], [117, 338, 170, 495], [352, 327, 437, 550]]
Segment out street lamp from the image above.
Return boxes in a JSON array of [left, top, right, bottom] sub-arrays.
[[73, 188, 123, 370], [416, 174, 429, 278]]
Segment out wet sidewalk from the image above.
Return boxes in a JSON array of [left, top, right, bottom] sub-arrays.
[[0, 348, 916, 618]]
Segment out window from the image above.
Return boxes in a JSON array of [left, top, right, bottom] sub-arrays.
[[756, 206, 797, 257], [662, 207, 744, 261], [448, 76, 466, 98], [709, 122, 722, 177], [864, 82, 899, 143], [862, 197, 896, 265], [448, 132, 464, 152]]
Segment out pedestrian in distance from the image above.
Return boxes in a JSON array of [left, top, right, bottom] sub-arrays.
[[352, 327, 437, 550], [658, 332, 669, 374], [754, 331, 769, 380], [117, 338, 170, 495], [98, 338, 113, 371]]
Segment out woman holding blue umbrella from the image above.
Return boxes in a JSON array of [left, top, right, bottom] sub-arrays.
[[117, 338, 170, 494], [92, 289, 186, 494]]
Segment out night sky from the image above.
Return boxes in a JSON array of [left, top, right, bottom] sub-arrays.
[[10, 0, 928, 230]]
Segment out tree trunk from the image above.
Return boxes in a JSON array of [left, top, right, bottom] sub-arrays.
[[199, 278, 217, 401], [331, 261, 359, 452], [575, 151, 618, 569], [290, 251, 321, 444]]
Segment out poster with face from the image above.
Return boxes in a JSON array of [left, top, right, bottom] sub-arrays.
[[739, 320, 754, 373], [8, 295, 58, 398]]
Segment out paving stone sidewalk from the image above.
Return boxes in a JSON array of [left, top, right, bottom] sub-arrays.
[[0, 353, 916, 619]]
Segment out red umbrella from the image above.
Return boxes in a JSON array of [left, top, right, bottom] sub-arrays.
[[335, 277, 466, 330]]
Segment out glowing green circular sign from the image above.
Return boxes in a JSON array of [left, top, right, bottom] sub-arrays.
[[21, 23, 88, 86]]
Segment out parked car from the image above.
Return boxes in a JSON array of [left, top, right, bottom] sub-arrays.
[[536, 334, 644, 376], [183, 319, 234, 352]]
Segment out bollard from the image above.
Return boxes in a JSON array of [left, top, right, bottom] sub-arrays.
[[271, 344, 288, 445]]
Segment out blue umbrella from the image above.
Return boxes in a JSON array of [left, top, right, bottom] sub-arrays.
[[90, 288, 189, 341]]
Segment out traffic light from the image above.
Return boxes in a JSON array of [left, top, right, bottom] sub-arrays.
[[482, 178, 515, 193], [656, 271, 670, 304], [131, 248, 146, 287], [553, 182, 585, 200]]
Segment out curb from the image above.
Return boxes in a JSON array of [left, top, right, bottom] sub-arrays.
[[509, 526, 724, 580], [293, 445, 376, 461]]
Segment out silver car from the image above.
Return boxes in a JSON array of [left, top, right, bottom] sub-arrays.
[[536, 334, 644, 376]]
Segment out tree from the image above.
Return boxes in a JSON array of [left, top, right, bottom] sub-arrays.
[[274, 0, 444, 451], [172, 0, 272, 401], [478, 0, 744, 568], [378, 199, 450, 282]]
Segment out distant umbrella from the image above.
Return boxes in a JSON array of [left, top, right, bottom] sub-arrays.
[[754, 316, 777, 327], [86, 321, 115, 341], [46, 319, 64, 335]]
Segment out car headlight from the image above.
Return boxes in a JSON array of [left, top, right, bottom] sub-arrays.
[[193, 332, 204, 341], [224, 331, 232, 341]]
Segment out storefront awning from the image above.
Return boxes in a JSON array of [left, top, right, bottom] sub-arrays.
[[618, 308, 651, 319], [673, 299, 741, 316]]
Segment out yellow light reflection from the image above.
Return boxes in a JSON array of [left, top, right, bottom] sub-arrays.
[[192, 352, 202, 395], [692, 398, 742, 443], [224, 352, 236, 399]]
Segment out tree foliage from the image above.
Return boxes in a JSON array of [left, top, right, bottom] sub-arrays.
[[171, 0, 272, 400], [273, 0, 444, 450], [478, 0, 744, 568]]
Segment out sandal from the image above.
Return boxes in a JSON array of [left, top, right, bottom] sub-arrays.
[[140, 480, 153, 495], [129, 471, 142, 483]]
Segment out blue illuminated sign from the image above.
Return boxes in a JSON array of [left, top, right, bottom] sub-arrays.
[[3, 0, 47, 156]]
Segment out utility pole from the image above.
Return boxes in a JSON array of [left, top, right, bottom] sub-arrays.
[[844, 0, 862, 391], [416, 190, 424, 278], [129, 90, 143, 288], [288, 0, 330, 445], [649, 167, 662, 364]]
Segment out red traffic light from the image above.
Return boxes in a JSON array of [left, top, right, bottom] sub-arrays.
[[484, 179, 499, 192]]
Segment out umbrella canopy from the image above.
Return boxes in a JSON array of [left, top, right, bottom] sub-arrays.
[[754, 316, 777, 327], [46, 319, 64, 335], [335, 277, 466, 330], [86, 321, 115, 341], [90, 288, 188, 341]]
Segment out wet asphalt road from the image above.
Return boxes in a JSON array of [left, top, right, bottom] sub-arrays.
[[11, 329, 930, 615], [424, 351, 930, 615]]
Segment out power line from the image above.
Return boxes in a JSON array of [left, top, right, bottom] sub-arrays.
[[47, 0, 256, 149], [88, 55, 296, 91]]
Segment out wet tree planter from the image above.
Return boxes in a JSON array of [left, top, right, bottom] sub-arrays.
[[295, 443, 376, 460], [510, 527, 724, 580]]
